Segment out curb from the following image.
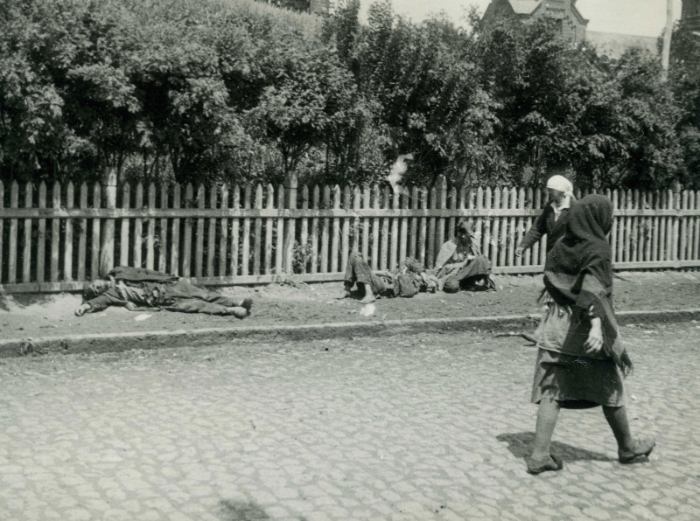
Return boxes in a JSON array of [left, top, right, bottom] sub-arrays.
[[1, 309, 699, 358]]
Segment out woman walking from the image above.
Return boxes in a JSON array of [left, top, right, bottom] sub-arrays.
[[527, 194, 655, 474]]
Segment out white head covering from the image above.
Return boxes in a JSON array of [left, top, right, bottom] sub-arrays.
[[546, 175, 574, 196]]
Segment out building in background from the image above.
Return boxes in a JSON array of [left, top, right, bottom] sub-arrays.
[[481, 0, 588, 44], [681, 0, 700, 32], [481, 0, 668, 59]]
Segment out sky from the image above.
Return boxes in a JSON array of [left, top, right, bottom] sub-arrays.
[[358, 0, 683, 37]]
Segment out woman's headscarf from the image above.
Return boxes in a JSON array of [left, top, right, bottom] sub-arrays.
[[544, 194, 632, 374], [546, 175, 574, 197]]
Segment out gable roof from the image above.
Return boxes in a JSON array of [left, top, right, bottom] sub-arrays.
[[508, 0, 541, 15]]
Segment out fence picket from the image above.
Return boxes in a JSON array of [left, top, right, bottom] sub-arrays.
[[8, 182, 19, 284], [370, 185, 380, 270], [342, 185, 351, 270], [352, 185, 361, 256], [77, 183, 88, 281], [285, 175, 298, 274], [170, 184, 181, 276], [409, 187, 419, 261], [64, 182, 75, 280], [418, 188, 427, 267], [311, 186, 320, 274], [207, 185, 217, 277], [194, 185, 205, 277], [427, 186, 437, 268], [331, 185, 341, 272], [362, 185, 371, 260], [275, 184, 285, 275], [22, 182, 33, 282], [651, 191, 660, 261], [381, 186, 391, 270], [120, 183, 131, 267], [241, 184, 252, 276], [158, 185, 168, 274], [300, 185, 309, 273], [694, 190, 700, 260], [666, 190, 674, 261], [146, 183, 156, 270], [219, 184, 229, 277], [254, 184, 263, 276], [492, 187, 502, 267], [264, 184, 274, 274], [531, 188, 541, 266], [91, 183, 101, 279], [50, 182, 61, 282], [399, 187, 408, 264], [180, 183, 193, 276], [321, 186, 331, 273], [672, 189, 681, 262], [390, 187, 399, 270], [133, 183, 143, 268], [679, 190, 688, 261], [230, 185, 240, 277], [37, 182, 47, 283], [447, 186, 457, 242]]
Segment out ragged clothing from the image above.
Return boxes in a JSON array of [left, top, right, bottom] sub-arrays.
[[432, 239, 492, 293], [344, 253, 438, 298], [83, 267, 249, 316]]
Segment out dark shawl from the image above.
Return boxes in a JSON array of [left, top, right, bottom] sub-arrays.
[[544, 195, 632, 374]]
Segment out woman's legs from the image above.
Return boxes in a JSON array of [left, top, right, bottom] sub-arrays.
[[602, 405, 633, 452], [603, 405, 655, 462], [531, 396, 561, 460]]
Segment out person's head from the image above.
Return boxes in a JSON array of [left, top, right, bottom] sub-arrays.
[[455, 220, 474, 246], [83, 279, 111, 301], [546, 175, 573, 205], [566, 194, 613, 242]]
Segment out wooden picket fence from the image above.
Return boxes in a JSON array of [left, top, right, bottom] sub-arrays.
[[0, 175, 699, 293]]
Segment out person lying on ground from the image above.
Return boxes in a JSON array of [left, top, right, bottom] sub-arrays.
[[342, 253, 439, 304], [516, 173, 575, 258], [526, 194, 654, 475], [432, 221, 495, 293], [75, 266, 253, 318]]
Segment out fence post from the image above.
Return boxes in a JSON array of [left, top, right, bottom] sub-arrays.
[[672, 183, 681, 264], [99, 168, 117, 277]]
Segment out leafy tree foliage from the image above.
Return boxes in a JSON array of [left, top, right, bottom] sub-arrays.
[[0, 0, 695, 189]]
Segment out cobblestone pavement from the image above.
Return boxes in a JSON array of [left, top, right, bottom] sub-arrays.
[[1, 323, 699, 521]]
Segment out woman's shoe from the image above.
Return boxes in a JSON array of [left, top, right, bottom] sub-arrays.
[[526, 454, 563, 475], [619, 436, 656, 464]]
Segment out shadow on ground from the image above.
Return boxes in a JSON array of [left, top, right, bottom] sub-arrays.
[[218, 500, 308, 521], [219, 500, 270, 521], [497, 432, 613, 462]]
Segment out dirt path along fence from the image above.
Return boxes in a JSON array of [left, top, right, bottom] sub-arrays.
[[0, 175, 699, 293]]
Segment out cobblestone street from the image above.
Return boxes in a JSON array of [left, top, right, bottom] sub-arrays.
[[1, 323, 699, 521]]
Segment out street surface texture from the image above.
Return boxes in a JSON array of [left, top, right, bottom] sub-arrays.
[[1, 271, 699, 340], [1, 323, 699, 521]]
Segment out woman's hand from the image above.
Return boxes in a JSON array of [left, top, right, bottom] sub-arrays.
[[584, 318, 604, 353]]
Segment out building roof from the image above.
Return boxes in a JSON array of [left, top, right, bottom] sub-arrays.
[[508, 0, 541, 15]]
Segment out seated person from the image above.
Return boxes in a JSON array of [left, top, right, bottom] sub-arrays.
[[342, 253, 438, 304], [433, 221, 495, 293], [75, 266, 253, 318]]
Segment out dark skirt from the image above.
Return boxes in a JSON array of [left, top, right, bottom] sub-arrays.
[[531, 349, 625, 408], [531, 299, 625, 408]]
